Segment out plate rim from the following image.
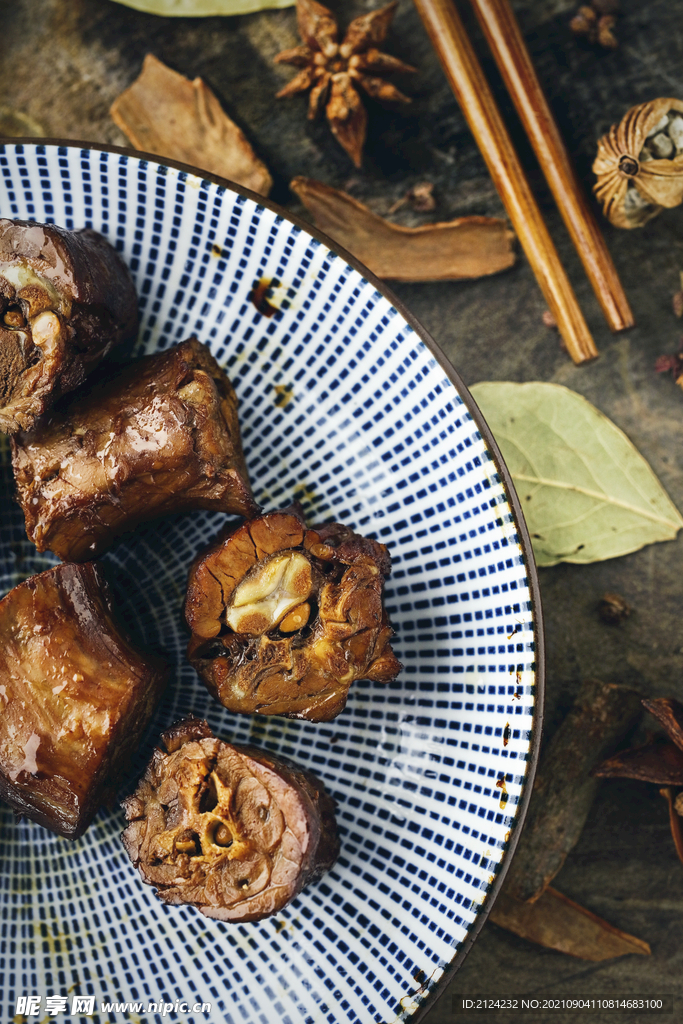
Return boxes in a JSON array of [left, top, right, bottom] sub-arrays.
[[0, 136, 545, 1021]]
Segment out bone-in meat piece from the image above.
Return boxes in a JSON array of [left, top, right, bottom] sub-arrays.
[[121, 718, 339, 921], [0, 218, 138, 434], [12, 337, 257, 561], [185, 506, 401, 721], [0, 562, 168, 839]]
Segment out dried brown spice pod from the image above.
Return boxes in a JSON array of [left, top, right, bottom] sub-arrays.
[[593, 98, 683, 228], [185, 506, 401, 721], [111, 54, 273, 197], [12, 337, 257, 562], [0, 219, 138, 434], [274, 0, 416, 167], [121, 718, 339, 921], [0, 562, 168, 839], [290, 177, 515, 281]]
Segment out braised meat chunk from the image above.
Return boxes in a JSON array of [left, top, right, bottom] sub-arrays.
[[121, 718, 339, 921], [0, 562, 167, 839], [185, 507, 401, 721], [12, 337, 257, 561], [0, 218, 138, 434]]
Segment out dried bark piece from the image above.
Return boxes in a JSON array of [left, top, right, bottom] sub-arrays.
[[0, 563, 167, 839], [185, 506, 400, 721], [0, 219, 138, 434], [490, 888, 650, 961], [111, 54, 272, 197], [121, 718, 339, 921], [593, 98, 683, 228], [290, 177, 515, 281], [12, 337, 256, 562], [275, 0, 415, 167], [503, 679, 643, 903]]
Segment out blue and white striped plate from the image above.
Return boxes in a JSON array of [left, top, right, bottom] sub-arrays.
[[0, 141, 543, 1024]]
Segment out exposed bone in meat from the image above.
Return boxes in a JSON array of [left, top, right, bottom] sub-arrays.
[[185, 506, 401, 721], [121, 718, 339, 921], [12, 337, 257, 561], [0, 219, 138, 433], [0, 562, 168, 839]]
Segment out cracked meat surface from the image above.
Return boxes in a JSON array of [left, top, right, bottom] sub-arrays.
[[0, 562, 168, 838], [121, 718, 339, 921], [185, 506, 401, 721], [12, 337, 258, 561], [0, 218, 138, 433]]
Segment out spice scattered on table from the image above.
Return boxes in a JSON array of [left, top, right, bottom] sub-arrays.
[[111, 54, 273, 196], [388, 182, 436, 214], [598, 591, 631, 625], [593, 97, 683, 228], [290, 176, 515, 281], [570, 1, 619, 50], [274, 0, 415, 167], [655, 338, 683, 388]]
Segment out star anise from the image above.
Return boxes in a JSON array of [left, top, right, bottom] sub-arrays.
[[274, 0, 416, 168], [594, 697, 683, 864]]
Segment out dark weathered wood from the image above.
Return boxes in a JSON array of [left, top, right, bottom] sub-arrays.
[[502, 679, 643, 903], [413, 0, 599, 363], [467, 0, 634, 333]]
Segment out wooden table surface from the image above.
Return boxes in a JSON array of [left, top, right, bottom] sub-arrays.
[[3, 0, 683, 1020]]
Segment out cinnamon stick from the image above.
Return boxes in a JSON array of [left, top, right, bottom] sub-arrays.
[[412, 0, 598, 364], [467, 0, 633, 333]]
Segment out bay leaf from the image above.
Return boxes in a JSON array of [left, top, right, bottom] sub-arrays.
[[470, 381, 683, 566], [108, 0, 293, 13], [490, 887, 651, 960]]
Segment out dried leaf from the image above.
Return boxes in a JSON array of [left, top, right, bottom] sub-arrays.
[[594, 736, 683, 785], [290, 177, 515, 282], [108, 0, 293, 13], [470, 381, 683, 566], [490, 887, 651, 960], [111, 54, 272, 197]]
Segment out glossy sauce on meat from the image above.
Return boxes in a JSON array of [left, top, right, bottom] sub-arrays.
[[0, 562, 167, 838], [0, 219, 138, 433], [12, 337, 257, 561]]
